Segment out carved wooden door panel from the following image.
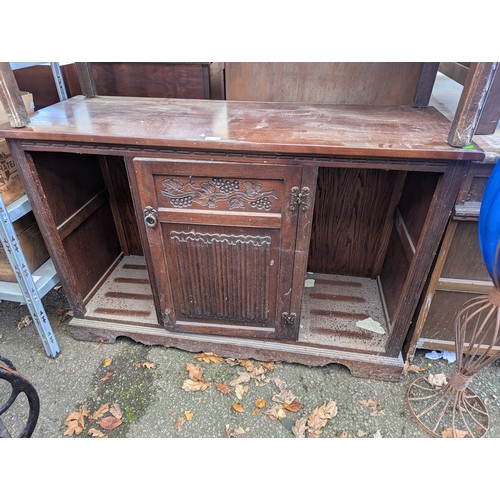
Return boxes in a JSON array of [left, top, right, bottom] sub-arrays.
[[132, 158, 302, 340]]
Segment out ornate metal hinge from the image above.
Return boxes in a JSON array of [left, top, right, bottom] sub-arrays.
[[282, 312, 297, 327], [289, 186, 310, 212]]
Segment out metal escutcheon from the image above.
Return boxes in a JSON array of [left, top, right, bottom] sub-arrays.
[[143, 206, 158, 228]]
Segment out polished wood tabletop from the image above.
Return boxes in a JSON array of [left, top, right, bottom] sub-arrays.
[[0, 96, 484, 160]]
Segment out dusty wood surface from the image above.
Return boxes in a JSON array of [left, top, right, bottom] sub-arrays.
[[0, 63, 30, 127], [0, 96, 484, 160]]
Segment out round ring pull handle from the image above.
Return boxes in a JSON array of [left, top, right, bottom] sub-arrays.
[[143, 206, 158, 229]]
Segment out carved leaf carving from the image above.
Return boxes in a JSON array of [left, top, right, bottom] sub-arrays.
[[242, 180, 263, 196], [161, 178, 188, 197]]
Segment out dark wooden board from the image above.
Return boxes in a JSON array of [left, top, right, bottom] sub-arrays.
[[307, 168, 404, 277], [0, 96, 484, 161]]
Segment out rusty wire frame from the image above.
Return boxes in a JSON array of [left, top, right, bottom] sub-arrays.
[[407, 240, 500, 438]]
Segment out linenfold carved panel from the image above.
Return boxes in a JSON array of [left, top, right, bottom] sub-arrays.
[[167, 227, 275, 324]]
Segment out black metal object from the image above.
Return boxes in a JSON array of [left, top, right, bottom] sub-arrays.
[[0, 356, 40, 438]]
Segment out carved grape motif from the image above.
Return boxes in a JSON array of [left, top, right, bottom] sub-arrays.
[[161, 176, 277, 211]]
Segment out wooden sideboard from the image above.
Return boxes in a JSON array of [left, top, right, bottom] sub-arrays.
[[0, 96, 484, 380]]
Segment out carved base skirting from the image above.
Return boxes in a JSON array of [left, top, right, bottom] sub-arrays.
[[68, 317, 404, 381]]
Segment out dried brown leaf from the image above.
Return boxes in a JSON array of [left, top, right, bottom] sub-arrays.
[[229, 371, 252, 386], [224, 358, 240, 366], [100, 370, 114, 382], [359, 399, 379, 408], [98, 416, 123, 430], [182, 379, 210, 392], [232, 403, 244, 413], [195, 352, 224, 364], [252, 409, 260, 416], [184, 411, 193, 421], [428, 373, 448, 388], [88, 428, 108, 438], [255, 399, 266, 408], [403, 364, 427, 375], [239, 360, 255, 372], [292, 417, 308, 438], [284, 401, 302, 413], [64, 407, 87, 437], [335, 431, 350, 438], [215, 382, 232, 394], [441, 428, 468, 438], [235, 384, 249, 400], [103, 358, 113, 367], [225, 425, 249, 437], [306, 401, 338, 438], [186, 363, 205, 381], [176, 416, 186, 430], [273, 388, 296, 405], [92, 403, 110, 420], [17, 315, 32, 330], [274, 378, 287, 392], [265, 404, 287, 420], [110, 403, 122, 420], [258, 361, 275, 371]]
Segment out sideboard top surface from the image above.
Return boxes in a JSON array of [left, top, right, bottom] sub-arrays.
[[0, 96, 484, 161]]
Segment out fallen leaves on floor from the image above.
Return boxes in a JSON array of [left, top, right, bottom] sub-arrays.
[[98, 415, 123, 430], [284, 401, 302, 412], [184, 411, 193, 421], [195, 352, 224, 364], [64, 402, 123, 437], [403, 363, 427, 375], [292, 401, 338, 438], [441, 427, 468, 438], [265, 404, 287, 420], [255, 399, 266, 408], [226, 425, 249, 437], [428, 373, 448, 387], [229, 371, 251, 386], [215, 382, 232, 395], [17, 315, 32, 330], [235, 384, 249, 400], [133, 361, 156, 369], [88, 428, 107, 438], [232, 402, 244, 413], [176, 416, 186, 430], [64, 404, 88, 436], [103, 358, 113, 367], [100, 370, 114, 382], [359, 399, 384, 416], [182, 363, 210, 392]]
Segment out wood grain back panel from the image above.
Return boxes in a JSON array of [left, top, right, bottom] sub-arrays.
[[307, 168, 402, 277], [225, 63, 425, 105]]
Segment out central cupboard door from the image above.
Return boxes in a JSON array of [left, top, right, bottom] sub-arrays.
[[133, 158, 302, 340]]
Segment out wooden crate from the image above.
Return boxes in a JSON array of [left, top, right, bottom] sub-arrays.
[[0, 92, 34, 205], [0, 211, 50, 282]]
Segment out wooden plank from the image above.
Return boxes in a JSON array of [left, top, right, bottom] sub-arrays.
[[0, 96, 484, 161], [209, 62, 225, 100], [386, 162, 468, 356], [57, 188, 108, 241], [373, 171, 407, 275], [74, 62, 97, 97], [438, 62, 470, 86], [436, 277, 493, 294], [448, 63, 498, 147], [0, 63, 30, 127], [476, 69, 500, 135], [394, 207, 416, 262], [225, 62, 425, 105], [413, 63, 440, 107], [6, 140, 86, 315]]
